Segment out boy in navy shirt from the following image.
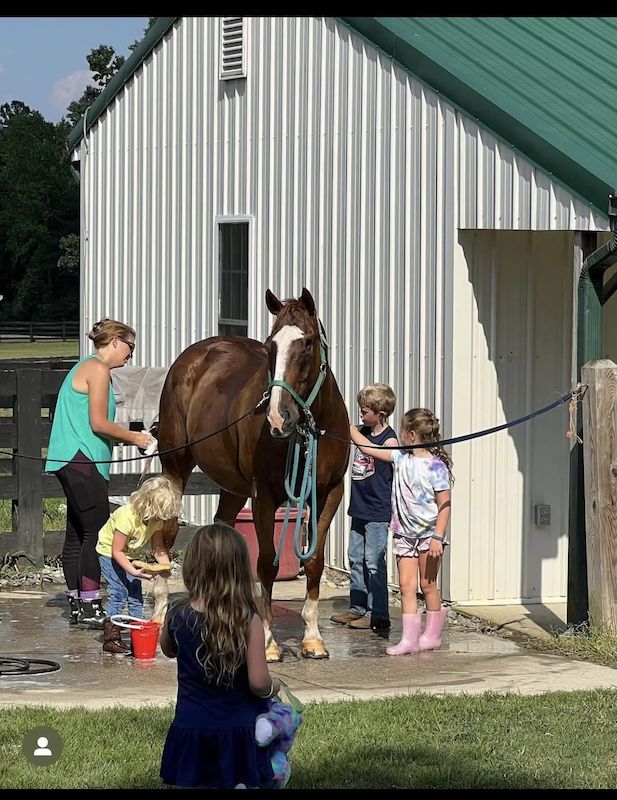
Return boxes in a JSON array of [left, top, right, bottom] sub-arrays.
[[331, 384, 397, 631]]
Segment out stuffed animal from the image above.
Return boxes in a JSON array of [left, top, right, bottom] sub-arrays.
[[255, 699, 302, 788]]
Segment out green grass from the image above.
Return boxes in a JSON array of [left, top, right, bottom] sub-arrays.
[[1, 691, 617, 788], [524, 621, 617, 668], [0, 498, 66, 534], [0, 340, 78, 359]]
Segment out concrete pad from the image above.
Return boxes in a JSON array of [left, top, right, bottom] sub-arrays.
[[0, 581, 615, 710]]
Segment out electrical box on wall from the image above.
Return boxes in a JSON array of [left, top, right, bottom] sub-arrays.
[[534, 504, 551, 526]]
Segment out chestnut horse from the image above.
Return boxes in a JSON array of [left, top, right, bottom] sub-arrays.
[[152, 288, 349, 660]]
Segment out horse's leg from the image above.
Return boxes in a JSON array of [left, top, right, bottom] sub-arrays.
[[252, 496, 281, 662], [214, 490, 249, 527], [151, 516, 179, 624], [301, 480, 344, 659], [151, 449, 195, 625]]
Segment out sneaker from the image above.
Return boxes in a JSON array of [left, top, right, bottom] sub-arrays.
[[330, 611, 364, 625], [78, 599, 106, 630]]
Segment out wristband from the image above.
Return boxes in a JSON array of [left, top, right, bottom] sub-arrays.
[[431, 533, 445, 542]]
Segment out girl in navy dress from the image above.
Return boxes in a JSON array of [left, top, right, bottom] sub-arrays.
[[159, 522, 281, 789]]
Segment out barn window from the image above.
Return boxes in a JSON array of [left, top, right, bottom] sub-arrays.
[[218, 222, 248, 336], [220, 17, 246, 80]]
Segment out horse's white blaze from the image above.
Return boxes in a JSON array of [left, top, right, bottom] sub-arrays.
[[267, 325, 304, 431], [301, 597, 320, 642]]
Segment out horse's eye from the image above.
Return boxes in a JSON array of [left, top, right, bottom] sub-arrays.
[[303, 339, 314, 354]]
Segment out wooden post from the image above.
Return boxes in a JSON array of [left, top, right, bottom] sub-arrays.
[[15, 370, 44, 564], [581, 360, 617, 630]]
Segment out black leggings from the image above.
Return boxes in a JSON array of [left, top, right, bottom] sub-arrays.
[[56, 464, 110, 593]]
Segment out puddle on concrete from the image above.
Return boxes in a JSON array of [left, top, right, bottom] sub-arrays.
[[0, 586, 529, 707]]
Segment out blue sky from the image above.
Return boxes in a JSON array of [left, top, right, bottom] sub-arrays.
[[0, 17, 150, 123]]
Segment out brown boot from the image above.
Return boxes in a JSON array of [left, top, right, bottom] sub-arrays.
[[330, 611, 364, 625], [102, 618, 131, 655]]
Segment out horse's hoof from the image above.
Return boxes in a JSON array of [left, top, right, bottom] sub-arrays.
[[265, 643, 283, 662], [301, 640, 329, 659]]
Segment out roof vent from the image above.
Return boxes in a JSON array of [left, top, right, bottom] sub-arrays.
[[220, 17, 246, 80]]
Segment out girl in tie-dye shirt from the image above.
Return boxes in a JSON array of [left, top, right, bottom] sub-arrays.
[[349, 408, 453, 656]]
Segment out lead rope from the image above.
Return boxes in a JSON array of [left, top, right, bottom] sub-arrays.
[[272, 319, 329, 565], [274, 422, 320, 565]]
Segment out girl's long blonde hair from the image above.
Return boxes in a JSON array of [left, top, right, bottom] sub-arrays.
[[177, 523, 258, 687], [129, 475, 182, 522], [401, 408, 454, 482]]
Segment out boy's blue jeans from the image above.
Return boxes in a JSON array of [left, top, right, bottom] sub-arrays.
[[99, 555, 144, 618], [348, 519, 390, 621]]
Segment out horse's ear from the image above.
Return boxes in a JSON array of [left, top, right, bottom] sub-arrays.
[[299, 287, 316, 317], [265, 289, 282, 316]]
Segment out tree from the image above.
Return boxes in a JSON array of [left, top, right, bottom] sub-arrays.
[[0, 19, 159, 321], [66, 18, 158, 127], [0, 106, 79, 320], [0, 100, 34, 129]]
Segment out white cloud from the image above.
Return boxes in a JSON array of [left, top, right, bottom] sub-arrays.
[[50, 69, 95, 110]]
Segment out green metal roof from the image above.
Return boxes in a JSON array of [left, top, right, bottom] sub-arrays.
[[341, 17, 617, 215], [69, 16, 617, 216]]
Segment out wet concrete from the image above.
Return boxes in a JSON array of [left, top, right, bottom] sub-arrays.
[[1, 580, 616, 708]]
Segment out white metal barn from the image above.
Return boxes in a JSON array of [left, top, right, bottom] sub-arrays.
[[67, 17, 617, 609]]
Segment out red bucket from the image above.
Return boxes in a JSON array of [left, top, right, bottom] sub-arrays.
[[235, 506, 304, 581], [130, 621, 161, 660]]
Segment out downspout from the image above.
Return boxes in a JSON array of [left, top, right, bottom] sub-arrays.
[[569, 194, 617, 626]]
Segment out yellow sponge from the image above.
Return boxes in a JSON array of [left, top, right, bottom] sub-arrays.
[[131, 560, 171, 573]]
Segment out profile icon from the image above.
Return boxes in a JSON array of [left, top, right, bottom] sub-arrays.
[[22, 726, 63, 766], [33, 736, 52, 756]]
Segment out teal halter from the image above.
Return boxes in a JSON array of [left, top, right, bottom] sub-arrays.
[[266, 319, 329, 564]]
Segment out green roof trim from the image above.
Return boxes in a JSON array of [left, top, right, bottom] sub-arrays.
[[341, 17, 617, 214], [66, 16, 178, 152]]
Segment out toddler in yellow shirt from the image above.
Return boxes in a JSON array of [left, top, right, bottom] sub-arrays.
[[96, 475, 182, 654]]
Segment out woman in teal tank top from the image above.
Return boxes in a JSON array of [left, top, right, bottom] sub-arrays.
[[45, 318, 154, 629]]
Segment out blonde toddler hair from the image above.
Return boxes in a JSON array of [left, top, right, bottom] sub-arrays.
[[129, 475, 182, 522]]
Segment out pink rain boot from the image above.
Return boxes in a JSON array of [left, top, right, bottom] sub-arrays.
[[386, 611, 422, 656], [419, 607, 448, 651]]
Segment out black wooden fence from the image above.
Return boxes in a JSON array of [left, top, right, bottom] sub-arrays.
[[0, 367, 219, 563], [0, 321, 79, 342]]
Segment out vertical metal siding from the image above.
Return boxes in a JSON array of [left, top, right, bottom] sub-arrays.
[[76, 16, 609, 603]]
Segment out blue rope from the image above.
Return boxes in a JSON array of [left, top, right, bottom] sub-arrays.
[[275, 426, 319, 565], [322, 387, 585, 450]]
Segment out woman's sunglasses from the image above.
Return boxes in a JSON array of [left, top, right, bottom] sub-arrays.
[[117, 336, 135, 355]]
